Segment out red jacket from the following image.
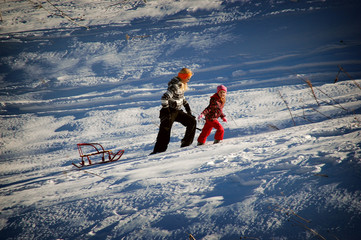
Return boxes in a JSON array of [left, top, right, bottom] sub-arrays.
[[201, 93, 225, 121]]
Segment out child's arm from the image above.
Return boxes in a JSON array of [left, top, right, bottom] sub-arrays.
[[200, 98, 218, 119]]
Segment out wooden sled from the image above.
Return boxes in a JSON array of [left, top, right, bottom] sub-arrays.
[[72, 143, 124, 168]]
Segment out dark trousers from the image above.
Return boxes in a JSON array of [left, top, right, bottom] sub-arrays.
[[152, 109, 196, 154]]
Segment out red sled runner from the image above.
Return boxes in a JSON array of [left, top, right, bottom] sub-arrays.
[[72, 143, 125, 168]]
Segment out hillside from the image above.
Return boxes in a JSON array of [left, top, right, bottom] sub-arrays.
[[1, 1, 361, 239]]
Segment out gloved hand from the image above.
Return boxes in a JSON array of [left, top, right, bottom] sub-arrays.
[[198, 114, 204, 121], [222, 117, 227, 122], [184, 103, 192, 116]]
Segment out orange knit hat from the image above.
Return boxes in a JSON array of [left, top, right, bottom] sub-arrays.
[[178, 68, 193, 80]]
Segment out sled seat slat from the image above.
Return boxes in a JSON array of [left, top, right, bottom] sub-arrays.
[[79, 150, 112, 158]]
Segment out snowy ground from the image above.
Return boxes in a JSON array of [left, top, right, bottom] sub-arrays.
[[1, 1, 361, 239]]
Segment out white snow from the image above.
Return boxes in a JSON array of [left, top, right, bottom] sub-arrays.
[[1, 0, 361, 239]]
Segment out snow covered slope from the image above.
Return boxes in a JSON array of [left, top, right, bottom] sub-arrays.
[[1, 1, 361, 239]]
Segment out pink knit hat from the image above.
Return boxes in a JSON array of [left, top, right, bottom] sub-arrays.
[[217, 85, 227, 93]]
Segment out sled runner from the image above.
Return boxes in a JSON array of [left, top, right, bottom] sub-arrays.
[[72, 143, 124, 168]]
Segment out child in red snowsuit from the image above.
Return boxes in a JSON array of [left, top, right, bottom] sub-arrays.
[[197, 85, 227, 145]]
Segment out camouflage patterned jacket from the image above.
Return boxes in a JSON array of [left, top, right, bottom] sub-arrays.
[[201, 93, 225, 121]]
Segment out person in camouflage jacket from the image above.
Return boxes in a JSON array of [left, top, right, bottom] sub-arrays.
[[197, 85, 227, 145], [151, 68, 196, 154]]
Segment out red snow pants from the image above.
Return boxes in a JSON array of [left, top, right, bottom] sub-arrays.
[[197, 119, 224, 144]]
